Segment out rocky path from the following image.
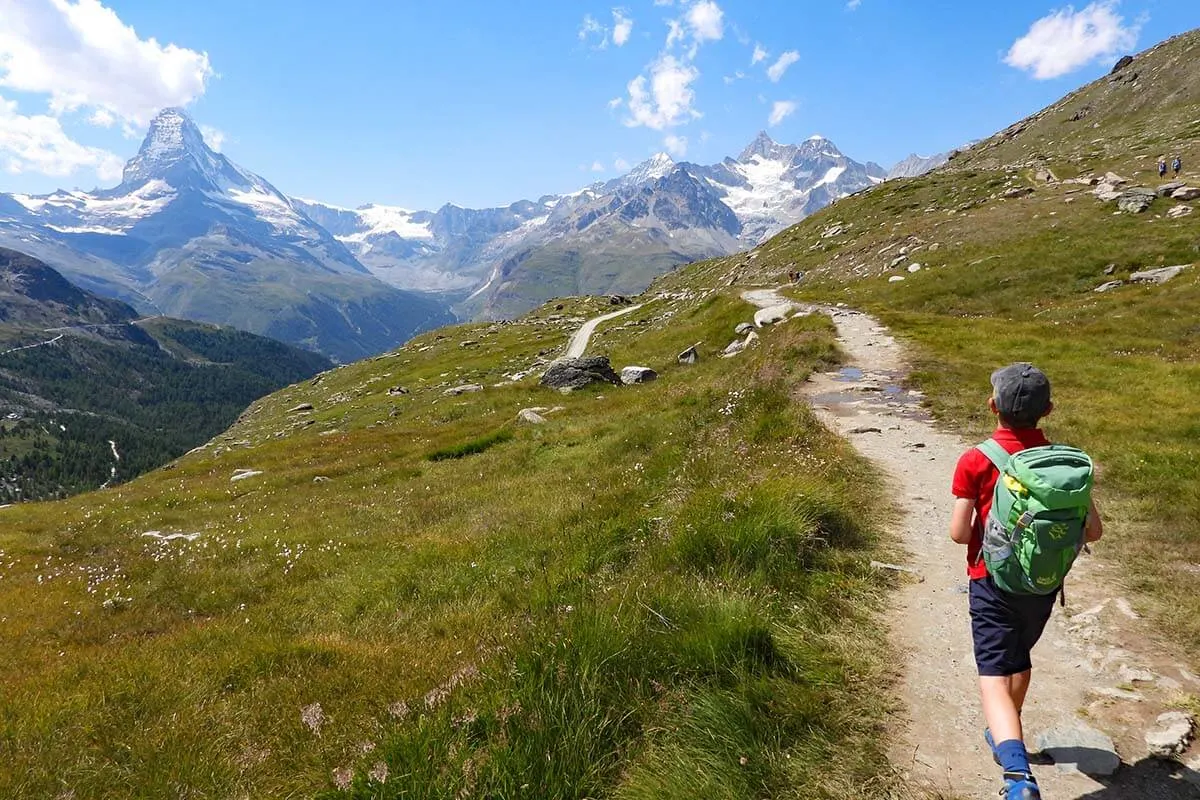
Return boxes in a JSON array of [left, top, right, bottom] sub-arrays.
[[0, 333, 63, 358], [739, 289, 1200, 799], [565, 303, 644, 358]]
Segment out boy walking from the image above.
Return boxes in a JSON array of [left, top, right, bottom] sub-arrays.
[[949, 364, 1103, 799]]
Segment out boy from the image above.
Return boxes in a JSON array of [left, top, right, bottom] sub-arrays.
[[949, 364, 1103, 800]]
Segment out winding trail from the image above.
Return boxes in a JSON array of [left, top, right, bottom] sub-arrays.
[[0, 333, 64, 358], [741, 288, 1200, 799], [565, 303, 644, 358]]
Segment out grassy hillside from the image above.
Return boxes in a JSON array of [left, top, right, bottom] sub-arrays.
[[672, 30, 1200, 655], [0, 285, 909, 798]]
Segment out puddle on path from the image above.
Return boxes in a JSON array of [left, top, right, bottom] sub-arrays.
[[810, 365, 931, 421]]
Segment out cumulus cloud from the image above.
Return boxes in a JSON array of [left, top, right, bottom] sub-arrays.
[[751, 43, 769, 65], [1005, 2, 1139, 79], [590, 160, 606, 172], [0, 0, 213, 127], [199, 124, 225, 152], [613, 9, 634, 46], [768, 100, 797, 127], [663, 133, 688, 157], [847, 0, 862, 9], [686, 1, 724, 43], [0, 95, 122, 180], [767, 50, 800, 82], [624, 53, 700, 130]]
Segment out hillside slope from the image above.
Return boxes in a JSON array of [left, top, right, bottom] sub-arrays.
[[674, 29, 1200, 656], [0, 249, 332, 501]]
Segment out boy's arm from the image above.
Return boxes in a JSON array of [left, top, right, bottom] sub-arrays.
[[1085, 499, 1103, 542], [949, 497, 975, 544]]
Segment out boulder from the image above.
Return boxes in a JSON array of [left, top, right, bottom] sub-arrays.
[[444, 383, 484, 396], [1035, 168, 1058, 183], [459, 340, 479, 348], [1117, 191, 1154, 214], [1130, 265, 1190, 285], [1093, 185, 1123, 202], [888, 275, 906, 283], [722, 339, 747, 357], [1104, 171, 1129, 186], [1110, 55, 1134, 74], [1157, 181, 1186, 197], [1168, 204, 1194, 218], [231, 469, 263, 482], [734, 322, 754, 336], [1003, 187, 1034, 199], [1094, 280, 1123, 293], [1145, 711, 1195, 758], [677, 345, 699, 365], [754, 303, 797, 327], [1172, 187, 1200, 201], [1034, 725, 1120, 776], [539, 356, 621, 391], [517, 409, 547, 425], [287, 403, 314, 413], [620, 366, 658, 385], [907, 263, 923, 273], [387, 386, 410, 396]]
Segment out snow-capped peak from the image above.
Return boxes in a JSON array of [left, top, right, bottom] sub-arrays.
[[120, 108, 216, 187], [612, 152, 676, 190]]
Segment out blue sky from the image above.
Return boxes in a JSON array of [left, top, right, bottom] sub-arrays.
[[1, 0, 1198, 210]]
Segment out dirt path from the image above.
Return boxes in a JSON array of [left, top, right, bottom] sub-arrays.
[[565, 303, 644, 358], [740, 289, 1200, 799]]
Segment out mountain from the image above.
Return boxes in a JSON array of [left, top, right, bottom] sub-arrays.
[[886, 152, 950, 180], [0, 108, 454, 362], [297, 132, 885, 319], [0, 247, 332, 502]]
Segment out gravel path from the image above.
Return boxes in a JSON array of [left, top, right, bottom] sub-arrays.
[[741, 288, 1200, 799], [565, 303, 644, 358]]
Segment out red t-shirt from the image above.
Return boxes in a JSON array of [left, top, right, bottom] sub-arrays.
[[952, 427, 1050, 580]]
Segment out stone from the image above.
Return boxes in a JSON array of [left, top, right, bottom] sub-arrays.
[[517, 409, 547, 425], [1172, 187, 1200, 201], [1034, 724, 1120, 776], [1104, 264, 1117, 275], [459, 340, 479, 348], [1110, 55, 1134, 74], [444, 383, 484, 396], [1124, 186, 1158, 198], [287, 403, 314, 413], [1145, 711, 1195, 758], [1157, 181, 1186, 197], [735, 322, 754, 335], [1117, 665, 1157, 684], [313, 476, 331, 483], [1035, 168, 1058, 183], [677, 345, 699, 365], [1168, 204, 1194, 218], [1003, 187, 1034, 199], [1104, 171, 1130, 186], [231, 469, 262, 482], [620, 366, 658, 385], [850, 426, 882, 434], [1130, 265, 1190, 285], [907, 263, 923, 273], [387, 386, 410, 396], [1117, 191, 1154, 213], [890, 255, 908, 268], [1094, 280, 1124, 293], [1093, 185, 1124, 202], [754, 303, 797, 327], [539, 357, 621, 391], [722, 339, 747, 357], [888, 275, 906, 283]]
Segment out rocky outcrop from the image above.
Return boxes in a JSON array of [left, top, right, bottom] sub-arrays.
[[1171, 186, 1200, 201], [677, 345, 699, 365], [1144, 711, 1194, 758], [619, 366, 657, 385], [1130, 265, 1190, 285], [444, 383, 484, 396], [539, 356, 621, 391], [1116, 188, 1156, 213]]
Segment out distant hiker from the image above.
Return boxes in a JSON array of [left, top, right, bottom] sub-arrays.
[[949, 364, 1103, 800], [1158, 157, 1168, 178], [1173, 156, 1183, 176]]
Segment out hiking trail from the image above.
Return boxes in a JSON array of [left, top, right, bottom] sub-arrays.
[[566, 303, 644, 358], [741, 288, 1200, 799]]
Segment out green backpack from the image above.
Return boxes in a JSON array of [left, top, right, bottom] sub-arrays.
[[977, 441, 1094, 597]]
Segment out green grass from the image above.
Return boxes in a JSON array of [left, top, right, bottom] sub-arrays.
[[0, 290, 904, 798], [426, 428, 514, 461]]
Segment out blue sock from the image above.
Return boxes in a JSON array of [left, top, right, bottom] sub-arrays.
[[995, 739, 1032, 776]]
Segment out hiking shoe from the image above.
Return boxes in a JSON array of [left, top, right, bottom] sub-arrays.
[[984, 728, 1001, 766], [1000, 772, 1041, 800]]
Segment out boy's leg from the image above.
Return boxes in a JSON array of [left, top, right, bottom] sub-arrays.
[[980, 674, 1025, 742]]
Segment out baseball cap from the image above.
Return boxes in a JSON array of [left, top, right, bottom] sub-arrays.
[[991, 363, 1051, 420]]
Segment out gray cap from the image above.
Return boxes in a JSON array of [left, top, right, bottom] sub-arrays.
[[991, 363, 1051, 419]]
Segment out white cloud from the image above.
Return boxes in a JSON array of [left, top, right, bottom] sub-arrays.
[[653, 0, 674, 5], [199, 123, 225, 152], [624, 53, 699, 130], [608, 96, 623, 110], [0, 95, 122, 180], [723, 70, 746, 85], [0, 0, 213, 127], [663, 133, 688, 157], [1005, 2, 1139, 80], [614, 157, 631, 171], [591, 160, 606, 172], [752, 43, 769, 65], [767, 50, 800, 82], [613, 9, 634, 46], [847, 0, 862, 9], [579, 13, 608, 48], [686, 1, 724, 43], [768, 100, 797, 127]]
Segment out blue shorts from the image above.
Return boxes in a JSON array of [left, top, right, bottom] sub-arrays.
[[969, 575, 1058, 677]]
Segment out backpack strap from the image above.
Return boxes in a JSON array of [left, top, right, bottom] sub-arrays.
[[976, 439, 1010, 472]]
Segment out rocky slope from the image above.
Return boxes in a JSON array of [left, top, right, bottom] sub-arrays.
[[0, 109, 454, 362]]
